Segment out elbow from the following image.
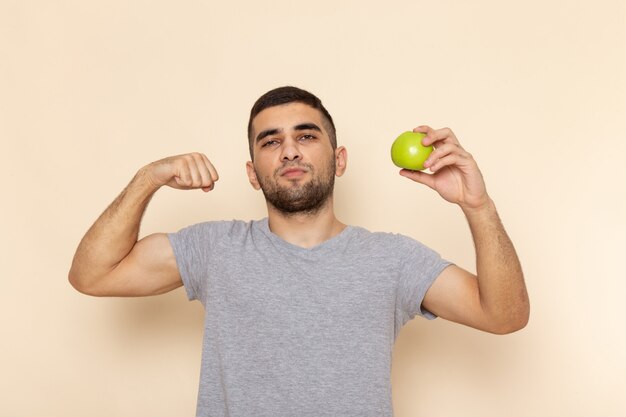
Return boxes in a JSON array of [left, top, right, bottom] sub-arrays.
[[490, 306, 530, 335], [491, 316, 529, 335], [68, 269, 100, 296], [68, 270, 87, 294]]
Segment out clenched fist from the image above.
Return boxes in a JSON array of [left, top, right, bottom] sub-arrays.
[[144, 153, 219, 192]]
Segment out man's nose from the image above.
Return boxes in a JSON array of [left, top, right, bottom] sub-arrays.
[[280, 138, 301, 161]]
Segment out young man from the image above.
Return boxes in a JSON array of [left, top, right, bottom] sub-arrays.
[[69, 86, 529, 417]]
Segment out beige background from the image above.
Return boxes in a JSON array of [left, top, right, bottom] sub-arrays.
[[1, 0, 624, 416]]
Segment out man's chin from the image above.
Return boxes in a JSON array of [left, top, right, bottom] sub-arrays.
[[264, 186, 331, 215], [269, 198, 329, 216], [279, 175, 309, 187]]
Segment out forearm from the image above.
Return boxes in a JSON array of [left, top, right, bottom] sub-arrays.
[[69, 167, 159, 290], [463, 199, 530, 332]]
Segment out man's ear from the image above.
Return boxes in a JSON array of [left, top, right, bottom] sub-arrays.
[[246, 161, 261, 190], [334, 146, 348, 177]]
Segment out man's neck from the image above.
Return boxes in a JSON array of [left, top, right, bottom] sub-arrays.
[[266, 201, 346, 249]]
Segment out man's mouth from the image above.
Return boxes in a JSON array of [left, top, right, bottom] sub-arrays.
[[279, 165, 309, 178]]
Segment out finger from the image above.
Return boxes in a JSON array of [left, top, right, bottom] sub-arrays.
[[422, 127, 461, 148], [201, 153, 219, 182], [190, 153, 214, 191], [412, 125, 432, 135], [399, 169, 436, 190], [429, 153, 466, 173], [183, 155, 203, 188], [412, 125, 440, 149], [423, 143, 466, 169]]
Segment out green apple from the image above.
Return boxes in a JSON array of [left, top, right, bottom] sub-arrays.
[[390, 131, 433, 171]]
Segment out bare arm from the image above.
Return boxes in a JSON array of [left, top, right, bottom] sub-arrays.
[[68, 153, 218, 296], [400, 127, 529, 334], [422, 200, 528, 334]]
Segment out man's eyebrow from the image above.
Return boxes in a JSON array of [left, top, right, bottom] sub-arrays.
[[294, 123, 322, 133], [255, 123, 322, 143], [256, 128, 282, 143]]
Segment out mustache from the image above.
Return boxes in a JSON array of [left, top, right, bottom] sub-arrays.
[[274, 161, 314, 176]]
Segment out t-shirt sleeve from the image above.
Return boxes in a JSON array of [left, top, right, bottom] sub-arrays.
[[167, 223, 215, 302], [395, 235, 452, 324], [167, 225, 203, 300]]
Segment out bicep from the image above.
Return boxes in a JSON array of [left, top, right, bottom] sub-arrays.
[[422, 265, 491, 332], [94, 233, 183, 297]]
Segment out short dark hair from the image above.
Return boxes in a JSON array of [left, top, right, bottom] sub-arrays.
[[247, 86, 337, 159]]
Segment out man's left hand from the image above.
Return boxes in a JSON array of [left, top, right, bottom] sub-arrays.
[[399, 126, 490, 211]]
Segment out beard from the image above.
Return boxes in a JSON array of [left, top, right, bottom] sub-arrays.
[[256, 157, 336, 216]]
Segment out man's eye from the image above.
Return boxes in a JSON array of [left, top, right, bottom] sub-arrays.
[[300, 134, 315, 141], [262, 140, 278, 148]]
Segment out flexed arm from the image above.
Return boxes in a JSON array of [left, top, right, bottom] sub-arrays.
[[68, 153, 218, 297], [401, 127, 530, 334]]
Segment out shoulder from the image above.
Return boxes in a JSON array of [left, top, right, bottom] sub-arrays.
[[173, 219, 255, 234], [344, 226, 441, 262], [168, 219, 260, 247], [348, 225, 428, 250]]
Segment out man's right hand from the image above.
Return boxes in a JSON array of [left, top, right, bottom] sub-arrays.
[[144, 152, 219, 192]]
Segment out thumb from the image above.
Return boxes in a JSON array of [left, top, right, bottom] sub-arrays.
[[399, 169, 436, 190]]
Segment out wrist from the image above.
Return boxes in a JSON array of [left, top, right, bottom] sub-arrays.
[[461, 197, 496, 219], [133, 166, 162, 196]]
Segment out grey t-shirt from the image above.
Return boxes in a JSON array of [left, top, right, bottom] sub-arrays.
[[168, 218, 451, 417]]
